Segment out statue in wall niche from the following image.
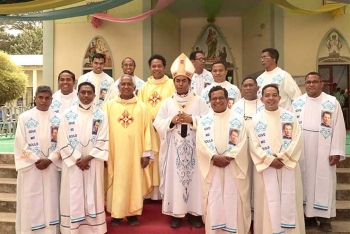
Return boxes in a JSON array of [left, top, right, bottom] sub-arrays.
[[326, 32, 342, 57], [205, 29, 218, 60]]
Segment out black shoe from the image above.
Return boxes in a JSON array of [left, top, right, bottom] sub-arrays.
[[188, 214, 204, 228], [110, 218, 123, 226], [319, 222, 332, 232], [127, 216, 140, 226], [170, 217, 182, 228], [305, 217, 318, 229]]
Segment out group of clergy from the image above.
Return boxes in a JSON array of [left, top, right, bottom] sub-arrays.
[[13, 48, 345, 234]]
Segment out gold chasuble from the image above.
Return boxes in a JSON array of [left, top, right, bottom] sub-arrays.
[[103, 96, 156, 218], [138, 75, 175, 190]]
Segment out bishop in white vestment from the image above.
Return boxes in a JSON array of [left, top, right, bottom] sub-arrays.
[[291, 72, 345, 231], [58, 82, 108, 234], [154, 53, 209, 228], [249, 84, 305, 234], [77, 53, 115, 108], [197, 86, 251, 234], [15, 86, 61, 234]]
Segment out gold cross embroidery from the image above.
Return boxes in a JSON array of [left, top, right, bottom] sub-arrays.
[[148, 91, 162, 107], [118, 110, 134, 128]]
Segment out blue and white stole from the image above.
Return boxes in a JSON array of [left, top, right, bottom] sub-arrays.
[[257, 69, 286, 98], [22, 108, 60, 230], [200, 110, 244, 233], [85, 72, 112, 108], [62, 105, 105, 223], [292, 93, 335, 211], [253, 109, 296, 234], [50, 90, 79, 114], [202, 82, 240, 107], [191, 70, 213, 94]]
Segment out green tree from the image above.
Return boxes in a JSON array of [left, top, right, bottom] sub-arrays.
[[0, 30, 15, 53], [10, 27, 43, 54], [0, 50, 27, 104]]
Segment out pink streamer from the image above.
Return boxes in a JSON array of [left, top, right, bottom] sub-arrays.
[[91, 0, 175, 23]]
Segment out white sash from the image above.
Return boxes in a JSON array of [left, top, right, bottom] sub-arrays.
[[62, 105, 105, 222], [21, 110, 60, 230], [257, 69, 286, 97], [253, 109, 296, 233], [202, 82, 240, 106], [292, 93, 335, 210], [85, 72, 112, 108], [200, 111, 244, 232]]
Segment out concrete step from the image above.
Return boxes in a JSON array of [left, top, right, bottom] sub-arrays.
[[0, 212, 15, 234], [336, 183, 350, 201], [337, 157, 350, 168], [335, 200, 350, 221], [306, 221, 350, 233], [0, 165, 16, 179], [0, 154, 14, 165], [336, 168, 350, 184], [0, 178, 16, 194], [0, 193, 16, 213]]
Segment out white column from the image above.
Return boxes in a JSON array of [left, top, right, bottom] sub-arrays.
[[43, 20, 54, 88], [32, 69, 38, 97]]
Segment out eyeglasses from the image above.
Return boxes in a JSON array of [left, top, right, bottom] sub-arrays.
[[210, 97, 226, 101], [260, 56, 271, 61], [305, 80, 321, 85], [195, 58, 206, 62]]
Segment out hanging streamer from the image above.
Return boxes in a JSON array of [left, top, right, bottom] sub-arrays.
[[266, 0, 347, 14], [91, 0, 175, 23], [0, 0, 131, 21]]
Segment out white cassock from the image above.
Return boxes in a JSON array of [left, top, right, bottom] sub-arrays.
[[153, 92, 209, 217], [232, 98, 264, 214], [104, 74, 145, 100], [50, 89, 79, 114], [257, 67, 301, 110], [77, 71, 115, 108], [196, 109, 251, 234], [191, 69, 214, 95], [249, 108, 305, 234], [201, 81, 241, 107], [291, 93, 346, 218], [58, 104, 108, 234], [14, 108, 61, 234]]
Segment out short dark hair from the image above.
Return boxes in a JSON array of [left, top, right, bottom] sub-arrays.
[[173, 77, 191, 83], [189, 51, 204, 60], [148, 54, 166, 67], [58, 70, 75, 82], [322, 111, 331, 117], [262, 48, 279, 64], [121, 57, 136, 66], [262, 84, 279, 96], [78, 81, 95, 93], [305, 71, 322, 81], [283, 123, 292, 129], [212, 61, 227, 70], [92, 53, 106, 63], [230, 129, 239, 136], [100, 88, 107, 94], [208, 86, 228, 100], [241, 76, 257, 85], [35, 85, 53, 96]]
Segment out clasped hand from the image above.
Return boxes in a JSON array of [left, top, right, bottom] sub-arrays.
[[212, 155, 234, 168], [76, 156, 93, 171], [171, 112, 192, 125], [270, 154, 284, 169]]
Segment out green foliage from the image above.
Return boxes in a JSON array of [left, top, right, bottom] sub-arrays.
[[10, 27, 43, 54], [0, 50, 27, 104]]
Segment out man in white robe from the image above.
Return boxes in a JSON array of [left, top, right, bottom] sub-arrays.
[[77, 53, 115, 108], [197, 86, 251, 234], [105, 57, 145, 100], [58, 82, 108, 234], [189, 51, 213, 95], [249, 84, 305, 234], [232, 77, 264, 232], [201, 61, 241, 107], [257, 48, 301, 109], [291, 72, 346, 232], [14, 86, 61, 234], [50, 70, 79, 114], [154, 53, 209, 228]]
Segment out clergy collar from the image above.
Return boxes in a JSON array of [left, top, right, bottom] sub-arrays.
[[61, 90, 75, 97], [117, 94, 137, 104], [150, 75, 167, 84], [78, 101, 93, 110], [213, 81, 227, 86], [214, 107, 229, 116]]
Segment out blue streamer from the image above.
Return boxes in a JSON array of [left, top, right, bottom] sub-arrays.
[[0, 0, 132, 21]]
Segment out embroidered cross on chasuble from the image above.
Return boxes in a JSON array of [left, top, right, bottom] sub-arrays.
[[118, 110, 133, 128]]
